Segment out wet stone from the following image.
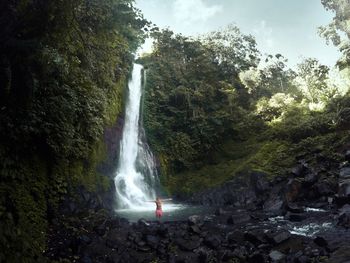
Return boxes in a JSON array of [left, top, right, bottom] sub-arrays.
[[285, 212, 306, 222], [340, 167, 350, 179], [314, 236, 328, 248], [269, 250, 286, 262], [146, 235, 159, 249], [188, 215, 202, 226], [204, 235, 221, 249], [266, 230, 291, 244], [176, 238, 201, 251], [227, 213, 251, 225]]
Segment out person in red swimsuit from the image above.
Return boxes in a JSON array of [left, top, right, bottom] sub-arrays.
[[155, 197, 163, 218], [149, 197, 172, 219]]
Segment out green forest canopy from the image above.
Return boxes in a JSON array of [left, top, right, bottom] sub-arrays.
[[139, 0, 350, 194]]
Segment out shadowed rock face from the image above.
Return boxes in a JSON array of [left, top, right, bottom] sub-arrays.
[[99, 116, 124, 178], [59, 117, 124, 216]]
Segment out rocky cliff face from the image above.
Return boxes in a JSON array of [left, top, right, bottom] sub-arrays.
[[60, 116, 125, 215], [190, 149, 350, 217]]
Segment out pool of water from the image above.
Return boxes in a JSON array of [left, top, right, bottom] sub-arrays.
[[115, 203, 214, 222]]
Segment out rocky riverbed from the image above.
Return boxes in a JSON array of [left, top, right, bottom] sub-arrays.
[[45, 151, 350, 262]]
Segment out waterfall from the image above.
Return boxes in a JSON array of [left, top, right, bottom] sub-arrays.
[[114, 64, 158, 209]]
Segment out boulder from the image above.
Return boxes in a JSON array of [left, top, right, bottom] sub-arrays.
[[286, 203, 304, 213], [285, 179, 303, 202], [328, 246, 350, 263], [291, 164, 308, 177], [266, 230, 291, 244], [78, 235, 92, 246], [337, 212, 350, 228], [285, 212, 306, 222], [314, 179, 336, 197], [314, 236, 328, 248], [188, 215, 202, 226], [340, 167, 350, 179], [269, 250, 286, 262], [263, 194, 285, 215], [339, 204, 350, 214], [250, 171, 270, 194], [138, 218, 150, 227], [105, 229, 127, 249], [189, 225, 201, 234], [338, 179, 350, 199], [204, 235, 222, 249], [304, 172, 318, 185], [176, 238, 201, 251], [227, 213, 251, 225], [215, 207, 227, 216], [145, 235, 159, 249], [244, 230, 266, 246], [345, 150, 350, 162], [248, 252, 266, 263], [226, 230, 245, 244], [94, 223, 106, 236], [194, 247, 214, 262]]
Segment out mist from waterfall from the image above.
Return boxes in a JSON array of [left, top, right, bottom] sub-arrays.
[[114, 64, 158, 209]]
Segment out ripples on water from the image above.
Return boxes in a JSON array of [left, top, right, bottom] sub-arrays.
[[116, 203, 334, 238], [115, 203, 214, 222]]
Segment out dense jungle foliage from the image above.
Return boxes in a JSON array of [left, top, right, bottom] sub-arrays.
[[0, 0, 147, 261], [140, 0, 350, 196]]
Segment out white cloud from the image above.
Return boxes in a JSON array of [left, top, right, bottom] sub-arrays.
[[253, 20, 275, 48], [173, 0, 222, 26]]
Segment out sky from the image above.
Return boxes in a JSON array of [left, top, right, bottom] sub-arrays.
[[135, 0, 341, 68]]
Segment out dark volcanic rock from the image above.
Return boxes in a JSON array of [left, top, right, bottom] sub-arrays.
[[291, 164, 308, 177], [337, 212, 350, 228], [345, 151, 350, 162], [244, 230, 266, 246], [188, 215, 202, 226], [314, 179, 336, 197], [106, 229, 127, 249], [78, 235, 92, 246], [269, 250, 286, 262], [248, 252, 266, 263], [286, 203, 304, 213], [285, 179, 303, 202], [340, 166, 350, 179], [338, 179, 350, 199], [285, 212, 306, 222], [328, 245, 350, 263], [251, 171, 270, 194], [226, 230, 245, 244], [263, 194, 285, 215], [204, 235, 221, 249], [94, 223, 106, 236], [189, 171, 269, 206], [304, 172, 318, 185], [176, 237, 201, 251], [266, 230, 291, 244], [227, 213, 251, 225], [146, 235, 159, 249], [314, 236, 328, 248]]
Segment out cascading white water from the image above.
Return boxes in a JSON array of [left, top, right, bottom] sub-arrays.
[[114, 64, 158, 209]]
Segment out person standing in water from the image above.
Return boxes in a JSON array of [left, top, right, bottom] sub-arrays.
[[149, 197, 172, 219]]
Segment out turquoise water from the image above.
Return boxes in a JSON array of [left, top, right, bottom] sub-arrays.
[[115, 203, 214, 222]]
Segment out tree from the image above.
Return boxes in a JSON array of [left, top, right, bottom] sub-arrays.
[[294, 58, 332, 106], [319, 0, 350, 68], [239, 54, 299, 100], [201, 24, 260, 82]]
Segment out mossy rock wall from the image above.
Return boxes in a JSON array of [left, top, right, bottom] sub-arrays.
[[0, 77, 127, 262]]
